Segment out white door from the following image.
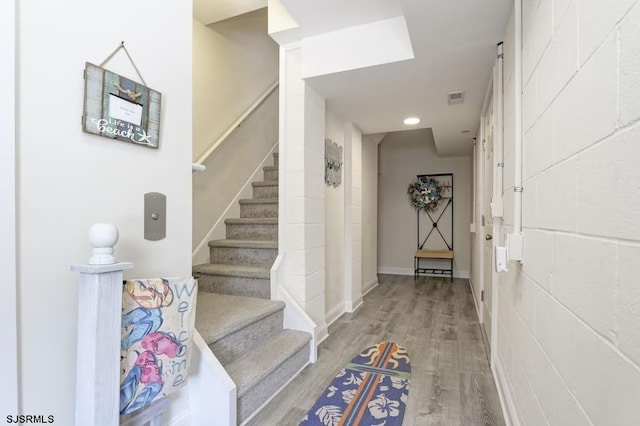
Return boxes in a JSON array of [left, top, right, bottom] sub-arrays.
[[481, 96, 494, 349]]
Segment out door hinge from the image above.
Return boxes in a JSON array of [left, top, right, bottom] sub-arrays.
[[481, 290, 485, 302]]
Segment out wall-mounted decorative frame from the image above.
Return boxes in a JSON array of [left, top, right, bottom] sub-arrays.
[[82, 53, 161, 148], [324, 138, 343, 187]]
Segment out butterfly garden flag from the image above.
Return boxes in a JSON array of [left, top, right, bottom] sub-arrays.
[[119, 277, 197, 415]]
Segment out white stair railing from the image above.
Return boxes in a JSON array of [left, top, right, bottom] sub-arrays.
[[192, 163, 206, 173], [194, 81, 279, 166]]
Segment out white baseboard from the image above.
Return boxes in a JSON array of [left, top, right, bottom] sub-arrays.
[[468, 275, 482, 322], [315, 322, 329, 346], [325, 291, 367, 332], [377, 267, 470, 279], [493, 357, 520, 426], [363, 278, 379, 296], [378, 267, 413, 276], [345, 296, 362, 313], [326, 302, 345, 327]]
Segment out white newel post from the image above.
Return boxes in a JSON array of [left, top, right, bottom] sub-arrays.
[[71, 224, 133, 426]]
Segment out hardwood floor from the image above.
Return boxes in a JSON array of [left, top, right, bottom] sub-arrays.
[[247, 274, 505, 426]]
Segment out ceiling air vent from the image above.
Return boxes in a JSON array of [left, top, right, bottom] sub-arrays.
[[447, 91, 465, 105]]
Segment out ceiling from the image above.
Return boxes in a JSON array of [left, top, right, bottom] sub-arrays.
[[195, 0, 512, 156], [193, 0, 266, 25]]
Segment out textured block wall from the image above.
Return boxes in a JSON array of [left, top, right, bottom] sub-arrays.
[[281, 46, 328, 333], [497, 1, 640, 424]]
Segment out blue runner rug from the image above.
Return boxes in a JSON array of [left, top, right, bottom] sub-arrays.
[[300, 342, 411, 426]]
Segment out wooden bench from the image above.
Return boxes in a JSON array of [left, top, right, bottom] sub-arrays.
[[414, 249, 454, 281]]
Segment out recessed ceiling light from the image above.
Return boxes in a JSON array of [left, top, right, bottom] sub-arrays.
[[404, 117, 420, 125]]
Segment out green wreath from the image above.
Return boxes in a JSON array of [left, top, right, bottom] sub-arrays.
[[407, 176, 444, 211]]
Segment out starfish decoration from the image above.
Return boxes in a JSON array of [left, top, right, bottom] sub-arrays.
[[136, 129, 152, 145]]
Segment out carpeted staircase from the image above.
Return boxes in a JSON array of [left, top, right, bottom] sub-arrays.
[[193, 152, 312, 423]]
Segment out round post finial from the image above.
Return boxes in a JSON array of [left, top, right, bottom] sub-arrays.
[[88, 223, 119, 265]]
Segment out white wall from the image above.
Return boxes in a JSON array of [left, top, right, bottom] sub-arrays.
[[323, 109, 367, 324], [1, 0, 18, 416], [17, 1, 192, 424], [489, 1, 640, 424], [361, 135, 379, 293], [192, 90, 278, 258], [378, 129, 472, 277], [193, 8, 279, 161], [324, 109, 345, 324]]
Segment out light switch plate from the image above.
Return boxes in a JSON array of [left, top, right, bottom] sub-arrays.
[[507, 232, 524, 262], [491, 199, 504, 218], [495, 246, 508, 272], [144, 192, 166, 241]]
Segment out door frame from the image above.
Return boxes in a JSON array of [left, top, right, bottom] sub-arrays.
[[490, 44, 504, 367], [479, 80, 494, 360], [478, 50, 502, 366]]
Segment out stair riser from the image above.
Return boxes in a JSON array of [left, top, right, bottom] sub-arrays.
[[237, 343, 309, 423], [210, 246, 277, 268], [209, 310, 284, 366], [264, 169, 279, 181], [252, 185, 279, 199], [226, 223, 277, 241], [197, 274, 270, 299], [240, 203, 278, 218]]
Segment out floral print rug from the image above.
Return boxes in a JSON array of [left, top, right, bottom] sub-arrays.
[[300, 342, 411, 426]]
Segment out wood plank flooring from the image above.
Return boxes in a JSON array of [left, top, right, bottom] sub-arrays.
[[247, 274, 505, 426]]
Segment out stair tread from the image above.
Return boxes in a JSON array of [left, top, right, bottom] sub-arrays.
[[239, 198, 278, 205], [252, 181, 278, 187], [226, 329, 311, 397], [263, 166, 278, 171], [193, 263, 270, 279], [224, 217, 278, 225], [208, 239, 277, 248], [195, 292, 285, 345]]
